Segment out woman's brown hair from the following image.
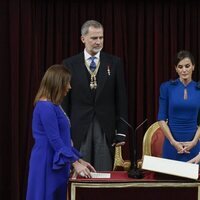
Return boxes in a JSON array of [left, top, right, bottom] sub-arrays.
[[34, 64, 71, 105]]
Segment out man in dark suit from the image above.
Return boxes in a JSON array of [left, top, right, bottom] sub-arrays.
[[62, 20, 128, 171]]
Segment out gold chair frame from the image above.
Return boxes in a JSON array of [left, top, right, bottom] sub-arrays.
[[113, 146, 131, 171]]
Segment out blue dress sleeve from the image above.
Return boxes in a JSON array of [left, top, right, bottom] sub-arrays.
[[157, 82, 169, 121], [38, 103, 80, 170], [52, 146, 80, 170], [72, 147, 82, 157]]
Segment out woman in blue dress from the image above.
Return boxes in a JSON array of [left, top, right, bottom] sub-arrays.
[[26, 65, 96, 200], [158, 50, 200, 162]]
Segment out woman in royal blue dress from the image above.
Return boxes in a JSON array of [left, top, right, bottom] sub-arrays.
[[26, 65, 96, 200], [158, 50, 200, 162]]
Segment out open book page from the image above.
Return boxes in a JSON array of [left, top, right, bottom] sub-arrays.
[[142, 155, 199, 180]]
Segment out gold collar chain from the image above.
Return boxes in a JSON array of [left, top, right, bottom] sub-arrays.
[[85, 61, 100, 90]]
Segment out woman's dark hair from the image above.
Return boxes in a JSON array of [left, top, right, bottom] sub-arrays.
[[34, 64, 71, 105], [175, 50, 195, 66]]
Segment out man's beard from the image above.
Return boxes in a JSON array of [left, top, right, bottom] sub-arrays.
[[93, 47, 103, 53]]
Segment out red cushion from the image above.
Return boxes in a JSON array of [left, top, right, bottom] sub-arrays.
[[151, 128, 165, 157]]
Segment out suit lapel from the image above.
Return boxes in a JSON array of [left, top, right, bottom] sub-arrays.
[[95, 53, 109, 101], [75, 53, 93, 96]]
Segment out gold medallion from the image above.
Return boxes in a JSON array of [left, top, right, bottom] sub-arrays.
[[85, 60, 100, 90]]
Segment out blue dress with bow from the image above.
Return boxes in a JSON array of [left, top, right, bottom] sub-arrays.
[[158, 79, 200, 161]]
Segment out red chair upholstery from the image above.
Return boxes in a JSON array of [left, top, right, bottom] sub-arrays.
[[150, 126, 165, 157]]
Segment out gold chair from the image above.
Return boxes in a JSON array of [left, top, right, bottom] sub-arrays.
[[138, 122, 165, 168], [113, 146, 131, 171]]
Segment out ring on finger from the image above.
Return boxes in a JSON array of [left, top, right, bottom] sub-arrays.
[[80, 172, 84, 177]]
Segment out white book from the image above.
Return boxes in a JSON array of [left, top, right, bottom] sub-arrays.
[[71, 172, 111, 179], [90, 172, 111, 178], [142, 155, 199, 180]]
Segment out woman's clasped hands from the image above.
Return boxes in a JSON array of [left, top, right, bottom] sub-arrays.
[[172, 140, 197, 154]]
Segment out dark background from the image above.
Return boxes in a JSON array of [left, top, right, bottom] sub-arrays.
[[0, 0, 200, 199]]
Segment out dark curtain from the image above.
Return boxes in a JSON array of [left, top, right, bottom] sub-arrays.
[[0, 0, 200, 199]]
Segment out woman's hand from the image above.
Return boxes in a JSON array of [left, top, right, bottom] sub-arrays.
[[72, 161, 91, 178], [72, 160, 96, 178], [78, 159, 96, 173], [181, 140, 197, 153], [188, 153, 200, 164], [171, 140, 186, 154]]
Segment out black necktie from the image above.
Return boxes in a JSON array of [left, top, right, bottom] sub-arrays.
[[90, 57, 96, 72]]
